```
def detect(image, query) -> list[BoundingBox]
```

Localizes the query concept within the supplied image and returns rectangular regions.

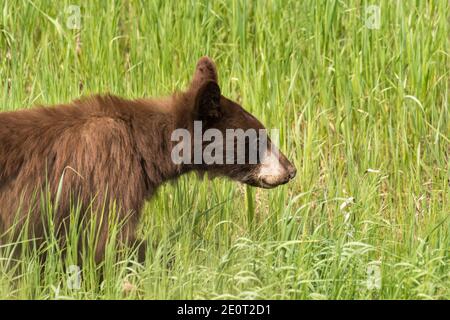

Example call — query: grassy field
[0,0,448,299]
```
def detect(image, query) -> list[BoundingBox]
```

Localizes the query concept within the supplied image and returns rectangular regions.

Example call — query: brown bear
[0,57,296,261]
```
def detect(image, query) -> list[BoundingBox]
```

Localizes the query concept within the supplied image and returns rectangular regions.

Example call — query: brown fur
[0,57,295,262]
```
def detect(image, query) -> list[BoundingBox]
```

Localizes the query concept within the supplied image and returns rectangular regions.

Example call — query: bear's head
[175,57,296,189]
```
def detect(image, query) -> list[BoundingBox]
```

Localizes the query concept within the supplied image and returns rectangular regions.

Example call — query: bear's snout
[256,147,296,188]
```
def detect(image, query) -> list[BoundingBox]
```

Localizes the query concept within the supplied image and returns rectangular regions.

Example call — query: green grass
[0,0,449,299]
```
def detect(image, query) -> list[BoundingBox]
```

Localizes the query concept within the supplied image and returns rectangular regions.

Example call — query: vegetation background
[0,0,448,299]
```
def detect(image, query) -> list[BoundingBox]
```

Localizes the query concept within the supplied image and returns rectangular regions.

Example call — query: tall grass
[0,0,448,299]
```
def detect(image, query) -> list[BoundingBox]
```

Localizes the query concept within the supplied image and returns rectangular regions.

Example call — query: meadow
[0,0,448,299]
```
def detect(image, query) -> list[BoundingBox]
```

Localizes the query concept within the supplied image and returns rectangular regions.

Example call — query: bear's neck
[128,94,194,196]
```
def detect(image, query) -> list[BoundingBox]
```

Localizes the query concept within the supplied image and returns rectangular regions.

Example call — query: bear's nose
[288,165,297,180]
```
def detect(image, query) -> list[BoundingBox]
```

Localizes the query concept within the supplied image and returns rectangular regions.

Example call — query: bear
[0,57,296,262]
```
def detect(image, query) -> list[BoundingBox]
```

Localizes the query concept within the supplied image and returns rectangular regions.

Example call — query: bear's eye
[255,137,263,164]
[244,136,262,164]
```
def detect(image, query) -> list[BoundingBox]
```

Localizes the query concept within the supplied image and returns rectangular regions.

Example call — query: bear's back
[0,96,147,235]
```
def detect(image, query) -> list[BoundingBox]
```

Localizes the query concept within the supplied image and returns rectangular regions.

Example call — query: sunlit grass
[0,0,448,299]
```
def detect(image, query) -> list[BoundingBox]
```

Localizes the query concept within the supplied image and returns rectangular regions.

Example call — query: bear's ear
[190,56,218,89]
[194,80,222,121]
